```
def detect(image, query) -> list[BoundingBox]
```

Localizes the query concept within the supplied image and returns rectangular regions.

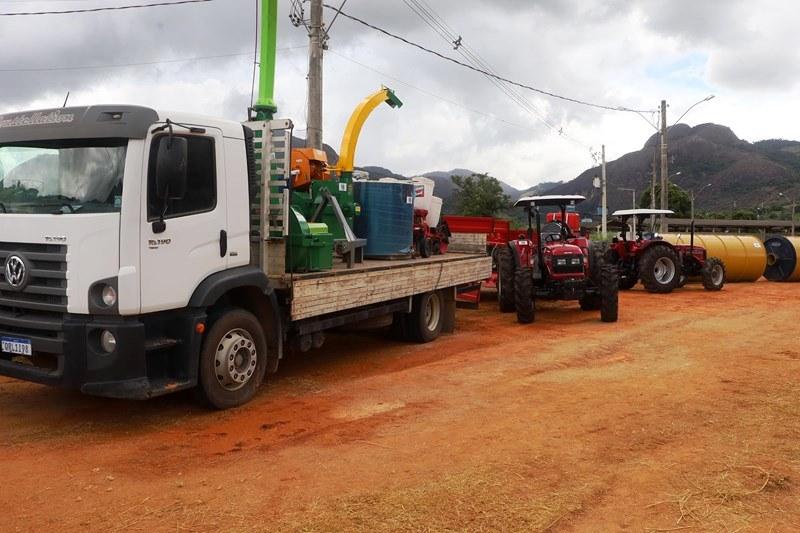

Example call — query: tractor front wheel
[639,246,680,293]
[514,267,535,324]
[618,274,638,290]
[701,257,726,291]
[496,246,516,313]
[600,265,619,322]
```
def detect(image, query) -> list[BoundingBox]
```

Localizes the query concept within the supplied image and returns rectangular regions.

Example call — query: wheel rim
[424,293,442,332]
[711,264,724,285]
[653,257,676,284]
[214,328,257,392]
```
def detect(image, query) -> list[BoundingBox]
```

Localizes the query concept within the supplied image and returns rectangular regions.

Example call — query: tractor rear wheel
[600,265,619,322]
[639,246,680,293]
[496,246,516,313]
[514,267,535,324]
[701,256,726,291]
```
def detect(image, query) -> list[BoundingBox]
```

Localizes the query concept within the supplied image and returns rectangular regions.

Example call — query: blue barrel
[354,179,414,258]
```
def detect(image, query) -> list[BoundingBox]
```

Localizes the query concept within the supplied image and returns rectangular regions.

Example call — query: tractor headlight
[556,258,567,266]
[571,257,582,265]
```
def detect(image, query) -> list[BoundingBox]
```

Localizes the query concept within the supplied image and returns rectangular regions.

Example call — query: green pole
[254,0,278,120]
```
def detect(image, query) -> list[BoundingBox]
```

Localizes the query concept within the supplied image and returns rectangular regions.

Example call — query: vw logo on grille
[4,254,29,291]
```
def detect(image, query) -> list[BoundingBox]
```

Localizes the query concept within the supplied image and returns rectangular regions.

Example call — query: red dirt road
[1,282,798,532]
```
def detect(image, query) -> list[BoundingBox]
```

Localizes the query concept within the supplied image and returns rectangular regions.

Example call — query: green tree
[638,183,691,218]
[452,173,510,216]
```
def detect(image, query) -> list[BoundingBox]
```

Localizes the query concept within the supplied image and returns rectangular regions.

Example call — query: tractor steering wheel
[544,232,561,243]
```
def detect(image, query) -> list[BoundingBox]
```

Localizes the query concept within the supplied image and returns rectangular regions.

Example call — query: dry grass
[273,463,602,533]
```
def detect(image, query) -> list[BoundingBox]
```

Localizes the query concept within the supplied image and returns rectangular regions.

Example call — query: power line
[327,49,538,134]
[0,47,307,73]
[0,0,213,16]
[322,4,655,114]
[400,0,598,159]
[401,1,559,133]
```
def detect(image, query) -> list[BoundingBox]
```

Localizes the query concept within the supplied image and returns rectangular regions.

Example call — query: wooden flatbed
[269,253,491,321]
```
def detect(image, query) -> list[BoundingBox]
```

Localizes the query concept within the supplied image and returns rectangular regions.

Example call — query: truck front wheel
[198,308,268,409]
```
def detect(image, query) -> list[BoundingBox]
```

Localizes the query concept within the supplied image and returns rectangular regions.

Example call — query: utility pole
[601,144,607,237]
[659,99,668,232]
[306,0,324,150]
[650,142,657,229]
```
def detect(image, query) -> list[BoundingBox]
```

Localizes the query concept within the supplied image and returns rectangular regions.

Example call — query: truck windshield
[0,138,127,214]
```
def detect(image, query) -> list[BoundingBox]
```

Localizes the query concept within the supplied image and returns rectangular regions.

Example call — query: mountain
[546,123,800,216]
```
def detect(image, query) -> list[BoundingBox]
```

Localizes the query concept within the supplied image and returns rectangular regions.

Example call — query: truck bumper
[0,311,206,400]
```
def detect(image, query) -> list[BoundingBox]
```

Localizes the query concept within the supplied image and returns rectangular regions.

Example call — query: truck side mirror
[155,136,188,201]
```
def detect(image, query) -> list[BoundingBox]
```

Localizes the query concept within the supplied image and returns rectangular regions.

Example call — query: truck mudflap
[0,310,206,400]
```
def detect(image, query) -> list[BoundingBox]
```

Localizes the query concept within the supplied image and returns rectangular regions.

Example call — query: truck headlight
[101,285,117,307]
[100,330,117,353]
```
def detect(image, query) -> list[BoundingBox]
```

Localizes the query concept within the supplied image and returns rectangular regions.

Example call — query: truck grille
[0,242,67,354]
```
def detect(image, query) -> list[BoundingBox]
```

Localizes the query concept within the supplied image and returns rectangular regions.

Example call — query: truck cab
[0,105,259,400]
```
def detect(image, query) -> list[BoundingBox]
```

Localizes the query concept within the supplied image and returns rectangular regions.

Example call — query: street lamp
[672,95,716,126]
[689,183,712,221]
[778,192,797,236]
[619,187,637,235]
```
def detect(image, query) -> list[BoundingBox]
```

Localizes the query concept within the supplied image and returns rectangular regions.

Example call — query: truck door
[140,127,228,314]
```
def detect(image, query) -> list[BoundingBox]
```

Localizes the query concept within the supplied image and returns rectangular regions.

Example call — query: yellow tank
[763,235,800,282]
[662,233,766,282]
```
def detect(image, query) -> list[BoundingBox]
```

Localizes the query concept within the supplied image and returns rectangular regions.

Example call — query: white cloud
[1,0,799,190]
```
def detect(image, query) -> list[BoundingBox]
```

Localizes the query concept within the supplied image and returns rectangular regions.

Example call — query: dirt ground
[1,281,798,532]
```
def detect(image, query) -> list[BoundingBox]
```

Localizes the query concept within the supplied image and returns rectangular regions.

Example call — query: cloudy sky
[1,0,797,189]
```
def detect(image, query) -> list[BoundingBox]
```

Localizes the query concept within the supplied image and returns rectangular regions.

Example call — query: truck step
[145,337,181,352]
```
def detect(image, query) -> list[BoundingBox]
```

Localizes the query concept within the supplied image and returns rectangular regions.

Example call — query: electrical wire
[400,0,598,159]
[327,49,538,133]
[322,3,656,114]
[0,0,213,16]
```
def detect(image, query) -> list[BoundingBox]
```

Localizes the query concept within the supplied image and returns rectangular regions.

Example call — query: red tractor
[498,195,619,324]
[606,209,725,292]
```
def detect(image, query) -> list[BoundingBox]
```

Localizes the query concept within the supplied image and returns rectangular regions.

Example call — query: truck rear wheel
[408,291,444,343]
[600,265,619,322]
[198,308,268,409]
[496,246,516,313]
[514,267,535,324]
[639,246,680,293]
[702,257,726,291]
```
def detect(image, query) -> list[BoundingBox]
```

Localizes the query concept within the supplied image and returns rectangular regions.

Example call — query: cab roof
[0,105,247,143]
[514,194,586,207]
[612,208,674,217]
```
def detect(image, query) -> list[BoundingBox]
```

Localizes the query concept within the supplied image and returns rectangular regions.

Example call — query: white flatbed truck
[0,106,490,408]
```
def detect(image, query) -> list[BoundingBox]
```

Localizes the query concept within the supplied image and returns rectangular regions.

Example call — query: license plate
[1,337,32,356]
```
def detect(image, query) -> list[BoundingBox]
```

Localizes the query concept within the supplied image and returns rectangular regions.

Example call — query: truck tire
[514,267,535,324]
[198,308,268,409]
[496,246,516,313]
[639,246,680,293]
[600,264,619,322]
[701,256,726,291]
[408,291,444,343]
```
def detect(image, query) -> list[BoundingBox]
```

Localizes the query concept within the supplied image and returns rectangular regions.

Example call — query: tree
[452,173,510,216]
[638,183,691,218]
